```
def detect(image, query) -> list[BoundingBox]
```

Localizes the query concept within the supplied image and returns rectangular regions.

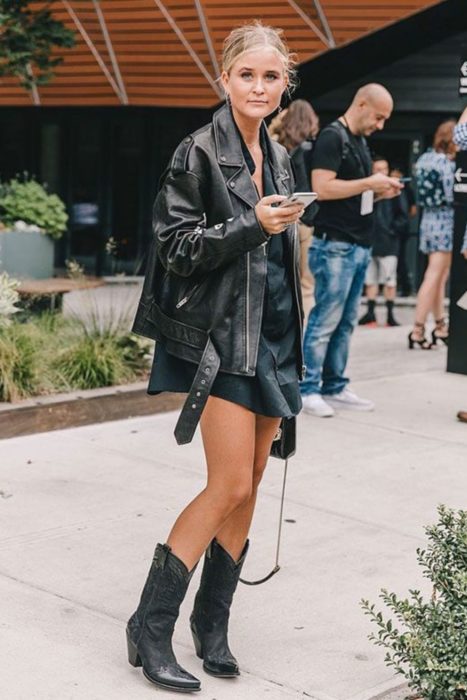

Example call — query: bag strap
[328,120,370,179]
[239,458,289,586]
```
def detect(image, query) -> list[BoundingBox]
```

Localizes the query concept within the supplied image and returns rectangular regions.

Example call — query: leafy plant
[0,269,20,328]
[53,334,136,390]
[0,176,68,239]
[361,505,467,700]
[0,0,75,91]
[0,323,39,401]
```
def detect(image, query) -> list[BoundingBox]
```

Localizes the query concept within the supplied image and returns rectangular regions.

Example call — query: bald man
[301,83,403,417]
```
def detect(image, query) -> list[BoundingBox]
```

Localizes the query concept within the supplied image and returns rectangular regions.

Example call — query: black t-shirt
[312,121,373,245]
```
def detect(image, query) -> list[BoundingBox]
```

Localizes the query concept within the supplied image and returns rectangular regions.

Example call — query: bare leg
[166,397,256,570]
[365,284,378,300]
[412,252,450,340]
[384,285,396,301]
[215,414,281,561]
[432,254,451,331]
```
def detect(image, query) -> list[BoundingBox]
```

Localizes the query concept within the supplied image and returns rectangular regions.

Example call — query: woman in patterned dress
[409,120,456,349]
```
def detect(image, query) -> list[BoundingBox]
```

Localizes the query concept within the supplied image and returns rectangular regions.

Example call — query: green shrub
[0,324,39,401]
[361,505,467,700]
[0,311,151,402]
[0,270,21,328]
[53,334,137,390]
[0,176,68,239]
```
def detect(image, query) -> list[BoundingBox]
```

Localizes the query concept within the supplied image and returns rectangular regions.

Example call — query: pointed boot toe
[202,657,239,678]
[127,543,201,693]
[190,618,239,677]
[190,539,248,678]
[142,663,201,692]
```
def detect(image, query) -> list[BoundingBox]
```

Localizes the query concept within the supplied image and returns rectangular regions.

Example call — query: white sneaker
[302,394,335,417]
[325,388,374,412]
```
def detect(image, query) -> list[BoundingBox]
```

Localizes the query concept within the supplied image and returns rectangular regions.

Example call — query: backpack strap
[327,120,351,162]
[326,120,370,178]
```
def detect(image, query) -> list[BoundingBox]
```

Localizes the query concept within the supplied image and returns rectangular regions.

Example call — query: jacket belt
[148,303,221,445]
[174,337,220,445]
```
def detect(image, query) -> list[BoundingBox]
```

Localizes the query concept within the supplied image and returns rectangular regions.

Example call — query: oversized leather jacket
[132,104,304,444]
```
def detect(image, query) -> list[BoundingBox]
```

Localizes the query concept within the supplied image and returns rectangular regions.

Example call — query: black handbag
[240,416,296,586]
[269,416,296,460]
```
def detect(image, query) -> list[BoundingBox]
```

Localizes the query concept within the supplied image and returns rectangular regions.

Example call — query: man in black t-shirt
[301,83,403,417]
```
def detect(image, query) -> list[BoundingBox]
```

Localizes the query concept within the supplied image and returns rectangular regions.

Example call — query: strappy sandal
[431,317,449,347]
[408,322,432,350]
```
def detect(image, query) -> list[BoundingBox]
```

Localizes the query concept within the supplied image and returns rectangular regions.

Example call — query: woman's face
[222,48,287,122]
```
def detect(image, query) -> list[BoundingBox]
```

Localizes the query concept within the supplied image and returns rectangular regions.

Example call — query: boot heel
[191,626,203,660]
[126,629,142,667]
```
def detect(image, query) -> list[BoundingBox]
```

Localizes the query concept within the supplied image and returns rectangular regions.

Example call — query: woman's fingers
[255,197,304,234]
[261,194,287,206]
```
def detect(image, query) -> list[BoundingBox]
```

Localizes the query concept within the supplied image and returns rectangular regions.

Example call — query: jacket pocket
[175,281,203,309]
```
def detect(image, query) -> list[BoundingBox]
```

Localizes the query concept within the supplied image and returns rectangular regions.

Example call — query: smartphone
[278,192,318,209]
[399,177,412,183]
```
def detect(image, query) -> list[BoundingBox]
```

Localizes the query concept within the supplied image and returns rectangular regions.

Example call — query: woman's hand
[255,195,304,235]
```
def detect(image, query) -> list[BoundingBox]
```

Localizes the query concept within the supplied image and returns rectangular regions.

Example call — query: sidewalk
[1,320,466,700]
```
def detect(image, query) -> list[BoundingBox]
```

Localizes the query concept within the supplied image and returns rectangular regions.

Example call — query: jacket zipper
[176,282,201,309]
[245,252,250,372]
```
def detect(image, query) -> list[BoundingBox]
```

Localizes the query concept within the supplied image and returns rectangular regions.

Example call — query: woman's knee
[207,480,253,515]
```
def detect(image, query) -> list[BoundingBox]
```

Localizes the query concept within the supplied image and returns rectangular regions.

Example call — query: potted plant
[0,175,68,278]
[361,505,467,700]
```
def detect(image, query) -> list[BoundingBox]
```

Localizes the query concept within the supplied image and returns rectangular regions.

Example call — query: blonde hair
[222,21,297,93]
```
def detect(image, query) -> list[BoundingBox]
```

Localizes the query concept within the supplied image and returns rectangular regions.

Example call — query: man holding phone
[301,83,403,417]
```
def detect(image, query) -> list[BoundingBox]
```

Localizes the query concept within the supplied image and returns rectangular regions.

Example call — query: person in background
[409,120,456,349]
[301,83,403,418]
[359,155,408,327]
[274,99,320,320]
[390,164,417,296]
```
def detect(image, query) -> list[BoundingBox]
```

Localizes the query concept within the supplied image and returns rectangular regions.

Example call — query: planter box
[0,229,54,279]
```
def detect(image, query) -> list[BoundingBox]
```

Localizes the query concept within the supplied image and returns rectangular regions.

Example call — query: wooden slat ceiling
[0,0,443,107]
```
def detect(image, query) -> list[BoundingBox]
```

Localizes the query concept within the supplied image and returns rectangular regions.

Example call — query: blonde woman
[127,22,305,692]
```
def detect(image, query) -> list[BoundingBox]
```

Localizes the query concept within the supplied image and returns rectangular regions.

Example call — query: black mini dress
[148,133,302,419]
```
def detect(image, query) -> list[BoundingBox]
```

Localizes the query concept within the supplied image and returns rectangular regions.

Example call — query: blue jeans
[301,238,371,396]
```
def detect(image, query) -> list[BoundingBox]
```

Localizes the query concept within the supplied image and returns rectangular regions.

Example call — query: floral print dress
[415,149,455,254]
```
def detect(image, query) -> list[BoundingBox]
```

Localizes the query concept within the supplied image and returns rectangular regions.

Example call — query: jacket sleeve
[153,169,269,278]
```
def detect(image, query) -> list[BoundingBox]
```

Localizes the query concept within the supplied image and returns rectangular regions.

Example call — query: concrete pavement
[1,318,466,700]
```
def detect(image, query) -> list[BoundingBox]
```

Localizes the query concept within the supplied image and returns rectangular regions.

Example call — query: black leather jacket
[132,104,304,444]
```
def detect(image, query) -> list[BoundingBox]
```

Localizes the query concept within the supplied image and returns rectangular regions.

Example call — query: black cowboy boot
[190,538,249,677]
[126,543,201,693]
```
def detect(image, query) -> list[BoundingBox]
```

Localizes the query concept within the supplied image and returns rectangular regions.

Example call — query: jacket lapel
[212,103,293,217]
[213,104,259,208]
